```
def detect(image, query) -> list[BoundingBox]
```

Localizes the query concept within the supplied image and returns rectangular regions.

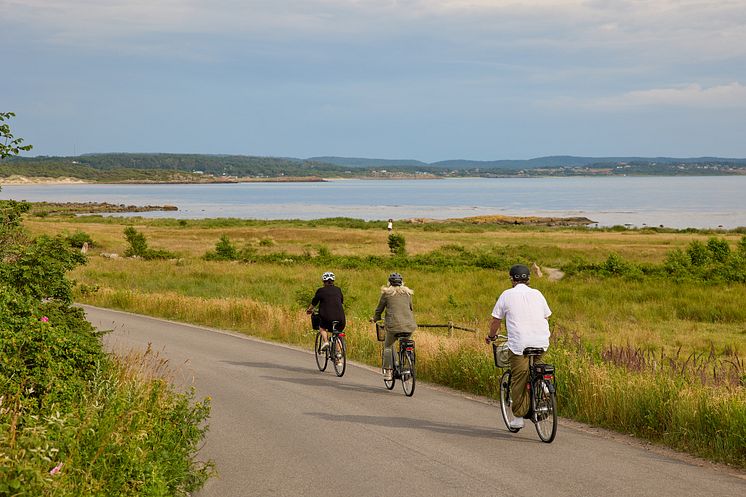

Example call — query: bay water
[2,176,745,229]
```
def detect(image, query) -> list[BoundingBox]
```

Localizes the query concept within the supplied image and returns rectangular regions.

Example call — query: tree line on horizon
[3,153,746,181]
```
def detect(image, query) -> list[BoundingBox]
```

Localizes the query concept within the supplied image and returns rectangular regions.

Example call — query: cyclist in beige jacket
[372,272,416,381]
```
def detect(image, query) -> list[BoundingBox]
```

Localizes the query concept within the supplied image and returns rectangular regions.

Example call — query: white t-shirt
[491,283,551,355]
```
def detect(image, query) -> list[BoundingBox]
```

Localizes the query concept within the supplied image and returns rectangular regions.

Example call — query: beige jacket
[373,285,416,334]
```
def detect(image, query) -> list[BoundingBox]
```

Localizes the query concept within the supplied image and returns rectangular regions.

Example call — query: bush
[0,195,211,495]
[204,234,239,261]
[123,226,176,260]
[570,237,746,283]
[65,230,94,248]
[707,237,731,263]
[388,233,406,256]
[687,240,709,266]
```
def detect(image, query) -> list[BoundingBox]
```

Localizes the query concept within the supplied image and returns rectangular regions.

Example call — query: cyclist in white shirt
[486,264,552,429]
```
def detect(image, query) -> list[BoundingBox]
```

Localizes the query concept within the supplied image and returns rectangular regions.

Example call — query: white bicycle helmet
[322,272,335,282]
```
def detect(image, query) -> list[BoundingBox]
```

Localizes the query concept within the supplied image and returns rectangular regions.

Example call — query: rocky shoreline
[408,214,596,226]
[29,202,178,216]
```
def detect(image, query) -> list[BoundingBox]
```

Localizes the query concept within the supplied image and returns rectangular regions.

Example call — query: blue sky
[3,0,746,161]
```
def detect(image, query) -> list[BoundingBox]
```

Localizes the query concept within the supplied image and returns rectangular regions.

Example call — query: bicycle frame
[492,335,558,443]
[382,332,416,396]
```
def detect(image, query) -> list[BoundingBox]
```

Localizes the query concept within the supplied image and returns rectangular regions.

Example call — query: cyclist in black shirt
[306,272,346,351]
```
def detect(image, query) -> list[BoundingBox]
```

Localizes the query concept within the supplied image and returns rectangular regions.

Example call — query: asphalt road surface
[84,305,746,497]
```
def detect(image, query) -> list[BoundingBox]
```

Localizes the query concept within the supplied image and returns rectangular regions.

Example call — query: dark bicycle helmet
[388,272,403,286]
[509,264,530,282]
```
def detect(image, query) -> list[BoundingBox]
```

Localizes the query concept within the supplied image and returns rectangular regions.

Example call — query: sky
[2,0,746,162]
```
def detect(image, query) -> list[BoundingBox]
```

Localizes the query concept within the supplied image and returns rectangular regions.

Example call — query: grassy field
[25,215,746,468]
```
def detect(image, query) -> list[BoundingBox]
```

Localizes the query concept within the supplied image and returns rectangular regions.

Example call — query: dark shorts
[319,317,345,332]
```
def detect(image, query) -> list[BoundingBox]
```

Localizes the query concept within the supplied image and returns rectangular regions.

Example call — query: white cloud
[545,83,746,110]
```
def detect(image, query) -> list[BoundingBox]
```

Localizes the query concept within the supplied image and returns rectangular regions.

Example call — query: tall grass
[0,349,212,496]
[79,287,746,468]
[43,217,746,468]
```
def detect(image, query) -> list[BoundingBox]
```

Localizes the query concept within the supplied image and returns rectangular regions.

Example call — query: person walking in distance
[371,272,416,381]
[306,272,346,357]
[387,219,393,232]
[485,264,551,429]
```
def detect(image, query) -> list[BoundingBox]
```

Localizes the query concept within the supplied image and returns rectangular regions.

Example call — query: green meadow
[26,215,746,469]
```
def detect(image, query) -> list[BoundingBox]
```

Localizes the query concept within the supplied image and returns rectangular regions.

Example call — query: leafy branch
[1,112,33,160]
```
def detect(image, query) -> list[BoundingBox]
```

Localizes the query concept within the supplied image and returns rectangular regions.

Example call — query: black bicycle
[382,331,416,397]
[491,335,557,443]
[314,320,346,377]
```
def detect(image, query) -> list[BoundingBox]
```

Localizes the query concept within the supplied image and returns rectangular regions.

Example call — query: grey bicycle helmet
[509,264,530,282]
[388,272,403,286]
[322,271,335,282]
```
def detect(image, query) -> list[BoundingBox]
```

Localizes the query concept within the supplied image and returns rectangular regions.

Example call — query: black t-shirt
[311,285,345,322]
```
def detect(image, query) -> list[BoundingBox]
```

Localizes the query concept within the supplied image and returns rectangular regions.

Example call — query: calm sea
[2,176,745,229]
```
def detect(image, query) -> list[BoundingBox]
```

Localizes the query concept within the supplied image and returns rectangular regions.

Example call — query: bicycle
[313,319,346,377]
[381,330,416,397]
[491,334,557,443]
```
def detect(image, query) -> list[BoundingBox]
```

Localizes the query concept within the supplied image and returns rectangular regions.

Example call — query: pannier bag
[532,363,555,379]
[311,313,320,331]
[492,343,510,368]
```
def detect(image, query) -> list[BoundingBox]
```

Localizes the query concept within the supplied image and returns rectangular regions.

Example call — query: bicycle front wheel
[333,336,346,377]
[314,332,328,372]
[499,370,521,433]
[400,350,416,397]
[533,378,557,443]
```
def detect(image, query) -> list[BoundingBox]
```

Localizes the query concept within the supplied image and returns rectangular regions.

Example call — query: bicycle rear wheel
[533,378,557,443]
[499,370,521,433]
[314,332,328,372]
[333,336,346,377]
[400,350,416,397]
[382,349,395,390]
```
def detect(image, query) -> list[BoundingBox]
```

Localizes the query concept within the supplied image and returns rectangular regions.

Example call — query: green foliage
[65,230,94,248]
[123,226,176,260]
[569,237,746,283]
[387,233,406,256]
[0,200,30,253]
[123,226,148,256]
[259,237,275,247]
[204,234,239,261]
[0,192,211,495]
[0,112,33,160]
[687,240,710,266]
[707,237,731,263]
[0,235,86,303]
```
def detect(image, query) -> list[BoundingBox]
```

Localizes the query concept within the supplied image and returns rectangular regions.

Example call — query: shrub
[123,226,176,260]
[0,194,212,495]
[0,235,86,303]
[707,237,731,263]
[388,233,406,256]
[687,240,710,266]
[204,234,239,261]
[66,230,94,248]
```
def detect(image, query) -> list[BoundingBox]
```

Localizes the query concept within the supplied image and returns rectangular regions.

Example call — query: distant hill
[315,155,746,170]
[307,156,428,168]
[4,153,746,181]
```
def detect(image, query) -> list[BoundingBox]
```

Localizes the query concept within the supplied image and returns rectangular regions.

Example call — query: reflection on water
[2,176,745,228]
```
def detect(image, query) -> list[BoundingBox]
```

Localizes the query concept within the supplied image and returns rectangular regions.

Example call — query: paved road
[85,305,745,497]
